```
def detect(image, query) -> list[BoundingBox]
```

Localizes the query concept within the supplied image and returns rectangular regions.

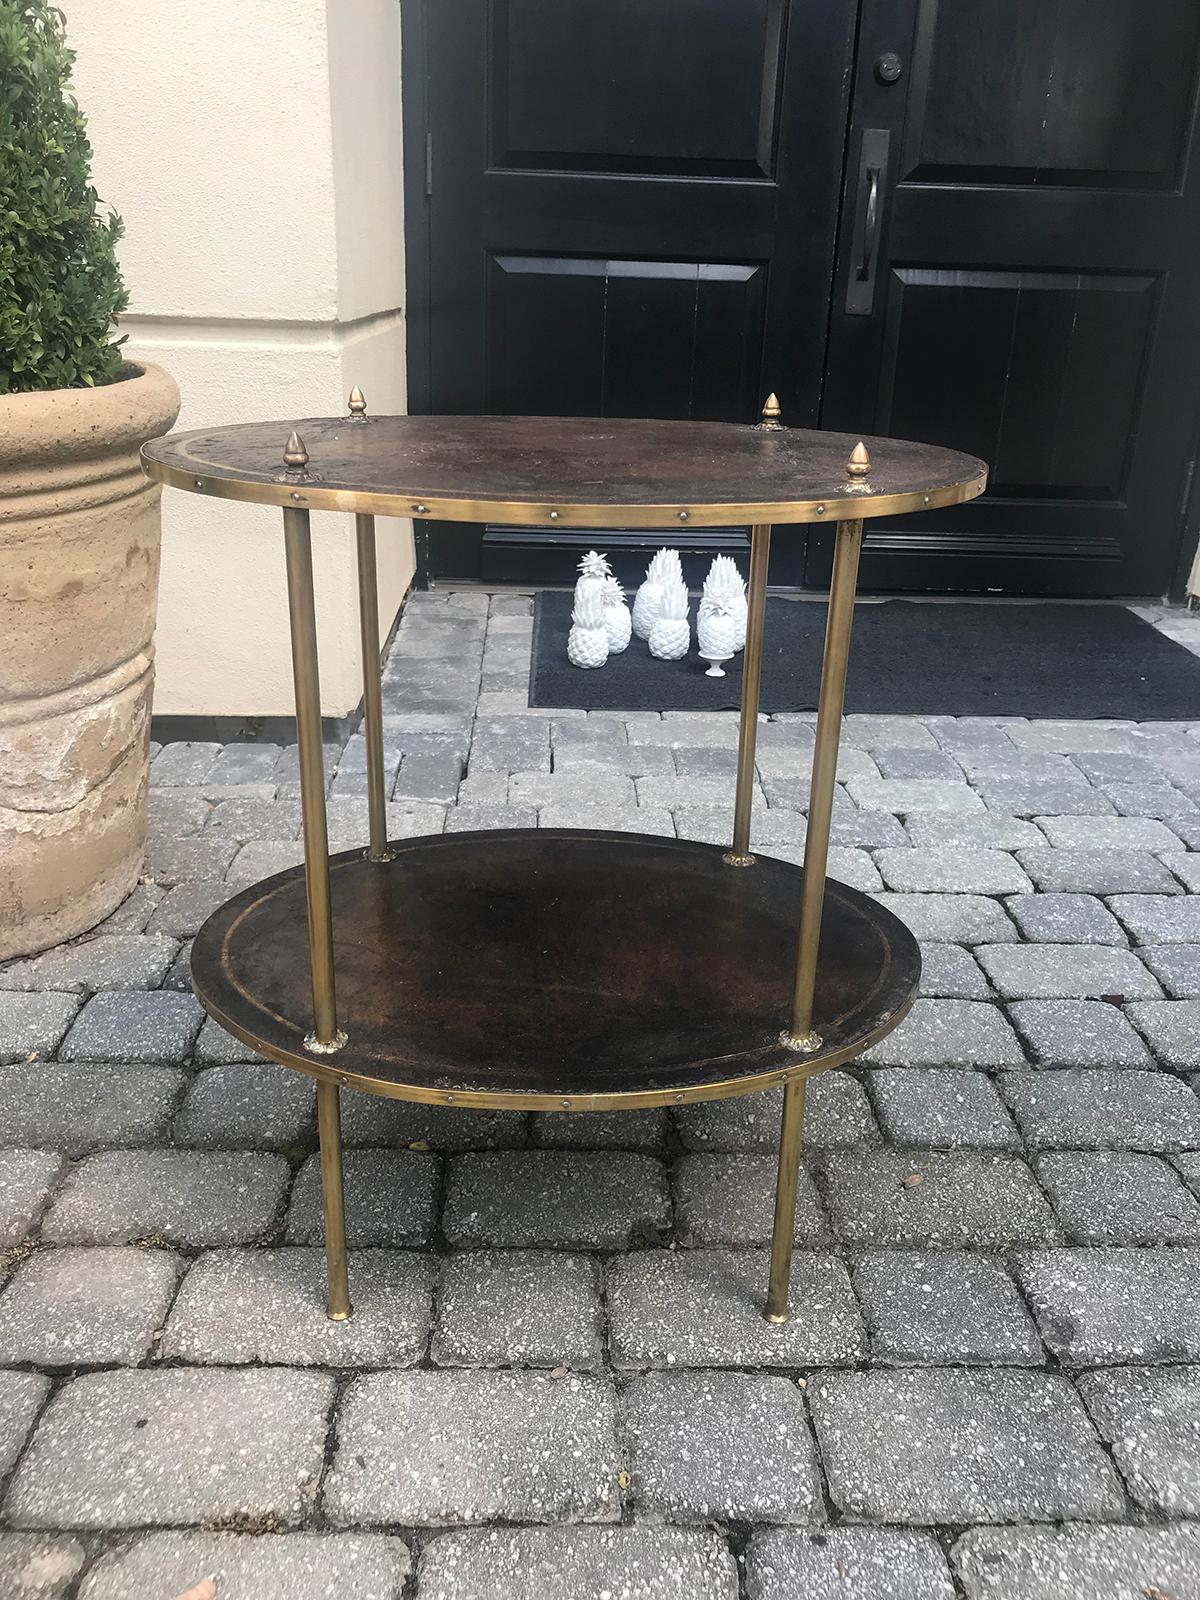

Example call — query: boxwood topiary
[0,0,129,393]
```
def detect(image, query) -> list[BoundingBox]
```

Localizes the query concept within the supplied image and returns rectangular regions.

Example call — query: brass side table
[142,399,987,1325]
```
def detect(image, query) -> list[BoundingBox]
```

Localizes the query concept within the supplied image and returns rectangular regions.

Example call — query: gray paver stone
[144,833,240,887]
[876,848,1032,894]
[1110,892,1200,944]
[745,1528,955,1600]
[1002,1069,1200,1150]
[58,990,204,1064]
[0,1150,63,1245]
[1006,999,1150,1068]
[625,1371,821,1524]
[917,944,991,999]
[145,881,232,938]
[862,999,1025,1068]
[1126,999,1200,1067]
[852,1249,1042,1366]
[809,1369,1123,1523]
[952,1524,1200,1600]
[1140,943,1200,996]
[192,1015,263,1064]
[161,1248,434,1367]
[0,993,80,1063]
[339,1095,526,1150]
[0,1246,180,1367]
[325,1369,619,1526]
[417,1527,738,1600]
[0,1533,84,1597]
[673,1073,878,1152]
[976,943,1160,1000]
[1078,1364,1200,1515]
[1015,1246,1200,1366]
[0,935,178,994]
[1005,893,1126,945]
[873,747,960,780]
[0,1369,49,1477]
[78,1532,409,1600]
[1036,1150,1200,1244]
[1037,814,1183,851]
[871,894,1019,944]
[286,1150,439,1246]
[432,1250,602,1370]
[0,1064,184,1156]
[42,1150,290,1246]
[530,1107,667,1153]
[673,1153,828,1245]
[904,813,1043,849]
[822,1152,1059,1246]
[845,778,983,813]
[442,1151,669,1249]
[151,741,220,784]
[973,776,1112,817]
[868,1068,1020,1149]
[5,1367,333,1529]
[172,1063,315,1150]
[608,1249,863,1370]
[1016,846,1183,895]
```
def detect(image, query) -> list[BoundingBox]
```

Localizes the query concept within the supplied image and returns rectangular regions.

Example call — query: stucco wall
[64,0,412,718]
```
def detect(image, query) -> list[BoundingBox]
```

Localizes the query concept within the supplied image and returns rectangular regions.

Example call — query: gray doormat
[529,594,1200,718]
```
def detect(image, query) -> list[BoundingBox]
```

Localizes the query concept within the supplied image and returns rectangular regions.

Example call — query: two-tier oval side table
[142,401,987,1325]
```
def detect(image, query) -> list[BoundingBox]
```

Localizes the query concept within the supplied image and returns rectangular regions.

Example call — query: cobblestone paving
[4,590,1200,1596]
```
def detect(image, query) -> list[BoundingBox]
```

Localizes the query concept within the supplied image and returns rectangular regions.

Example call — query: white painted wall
[65,0,413,718]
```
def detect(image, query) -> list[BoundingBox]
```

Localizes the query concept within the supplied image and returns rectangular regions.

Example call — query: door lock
[875,52,903,84]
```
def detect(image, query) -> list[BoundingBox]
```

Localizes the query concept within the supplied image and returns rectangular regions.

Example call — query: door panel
[821,0,1200,595]
[406,0,857,584]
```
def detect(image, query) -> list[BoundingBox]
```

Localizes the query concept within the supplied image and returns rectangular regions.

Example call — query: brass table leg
[316,1079,352,1320]
[766,515,865,1322]
[282,506,345,1056]
[725,521,772,866]
[766,1077,807,1322]
[355,512,394,864]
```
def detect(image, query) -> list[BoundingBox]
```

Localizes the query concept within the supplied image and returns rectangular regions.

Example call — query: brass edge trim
[193,983,916,1113]
[141,453,988,528]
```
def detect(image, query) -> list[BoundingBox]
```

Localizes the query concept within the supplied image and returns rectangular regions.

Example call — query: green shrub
[0,1,128,393]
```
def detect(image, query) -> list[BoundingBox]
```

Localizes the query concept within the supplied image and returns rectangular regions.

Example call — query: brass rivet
[561,1098,571,1108]
[445,1094,456,1103]
[679,510,689,521]
[193,478,205,490]
[338,1074,349,1087]
[816,504,825,515]
[924,495,931,505]
[550,511,559,521]
[290,492,302,502]
[674,1093,685,1103]
[413,504,428,515]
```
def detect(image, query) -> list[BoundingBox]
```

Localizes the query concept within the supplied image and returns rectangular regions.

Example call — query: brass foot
[765,1310,789,1325]
[722,850,756,867]
[327,1307,352,1322]
[363,846,396,864]
[779,1028,822,1053]
[304,1029,348,1056]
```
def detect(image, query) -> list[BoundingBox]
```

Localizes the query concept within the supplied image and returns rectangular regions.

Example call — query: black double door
[403,0,1200,597]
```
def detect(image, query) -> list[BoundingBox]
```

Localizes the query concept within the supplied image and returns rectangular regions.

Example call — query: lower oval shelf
[191,828,920,1109]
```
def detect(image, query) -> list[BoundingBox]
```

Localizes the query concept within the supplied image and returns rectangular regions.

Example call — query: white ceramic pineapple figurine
[697,593,738,676]
[632,547,683,640]
[601,575,632,653]
[705,555,748,650]
[567,583,609,668]
[648,575,691,661]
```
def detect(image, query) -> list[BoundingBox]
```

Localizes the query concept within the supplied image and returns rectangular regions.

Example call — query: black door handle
[857,168,880,281]
[845,129,890,316]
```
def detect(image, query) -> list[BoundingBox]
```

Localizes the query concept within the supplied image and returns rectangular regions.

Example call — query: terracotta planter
[0,362,181,958]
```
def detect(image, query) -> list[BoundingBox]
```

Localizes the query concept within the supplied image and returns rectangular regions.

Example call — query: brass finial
[283,430,309,471]
[757,392,784,431]
[348,386,367,421]
[846,440,871,478]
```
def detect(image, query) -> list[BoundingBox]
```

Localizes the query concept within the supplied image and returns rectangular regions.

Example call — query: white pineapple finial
[633,547,681,641]
[578,549,612,582]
